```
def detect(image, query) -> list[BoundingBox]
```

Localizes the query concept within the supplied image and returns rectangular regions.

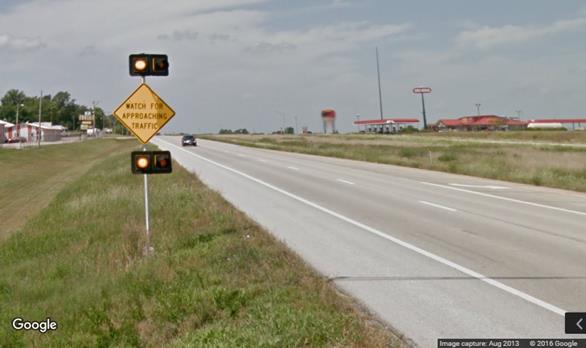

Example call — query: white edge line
[156,138,567,316]
[421,181,586,217]
[419,200,458,212]
[336,179,355,185]
[449,183,508,190]
[287,166,299,171]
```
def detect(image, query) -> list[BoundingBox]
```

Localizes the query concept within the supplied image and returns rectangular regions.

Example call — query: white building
[27,122,66,142]
[1,120,66,142]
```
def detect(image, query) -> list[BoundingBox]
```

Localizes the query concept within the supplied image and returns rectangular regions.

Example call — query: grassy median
[203,133,586,193]
[0,139,397,347]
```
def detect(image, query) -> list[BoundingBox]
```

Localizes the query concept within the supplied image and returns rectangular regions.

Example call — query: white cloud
[157,30,199,42]
[457,17,586,49]
[280,22,409,45]
[331,0,354,8]
[244,41,296,54]
[0,0,412,133]
[79,45,97,56]
[248,21,410,59]
[0,33,45,51]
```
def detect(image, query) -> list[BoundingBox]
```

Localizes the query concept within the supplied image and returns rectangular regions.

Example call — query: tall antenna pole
[376,47,384,120]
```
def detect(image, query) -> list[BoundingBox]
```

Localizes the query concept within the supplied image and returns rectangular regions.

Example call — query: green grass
[0,141,396,347]
[0,139,137,238]
[202,134,586,193]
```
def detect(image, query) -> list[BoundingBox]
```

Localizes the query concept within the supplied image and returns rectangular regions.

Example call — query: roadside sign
[113,83,175,144]
[79,112,93,121]
[122,53,173,257]
[413,87,432,94]
[413,87,432,129]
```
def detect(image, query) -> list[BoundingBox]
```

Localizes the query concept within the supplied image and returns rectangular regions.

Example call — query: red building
[435,115,528,131]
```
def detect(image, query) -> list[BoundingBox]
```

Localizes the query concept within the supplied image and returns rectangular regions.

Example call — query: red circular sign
[413,87,432,94]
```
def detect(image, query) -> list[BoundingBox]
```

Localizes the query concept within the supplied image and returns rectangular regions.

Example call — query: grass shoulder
[0,144,399,347]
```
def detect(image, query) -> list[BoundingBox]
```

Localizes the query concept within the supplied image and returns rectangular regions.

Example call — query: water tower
[321,109,336,134]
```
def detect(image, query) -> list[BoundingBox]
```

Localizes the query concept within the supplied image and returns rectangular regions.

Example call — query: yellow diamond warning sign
[113,83,175,144]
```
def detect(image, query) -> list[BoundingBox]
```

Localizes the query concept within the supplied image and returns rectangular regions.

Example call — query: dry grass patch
[0,139,137,238]
[204,134,586,192]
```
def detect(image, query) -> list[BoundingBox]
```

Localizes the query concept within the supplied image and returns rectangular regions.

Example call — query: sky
[1,0,586,133]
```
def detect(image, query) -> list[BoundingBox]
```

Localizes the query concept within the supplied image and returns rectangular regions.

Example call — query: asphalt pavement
[153,136,586,346]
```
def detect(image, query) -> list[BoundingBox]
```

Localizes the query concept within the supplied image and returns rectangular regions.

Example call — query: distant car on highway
[181,135,197,146]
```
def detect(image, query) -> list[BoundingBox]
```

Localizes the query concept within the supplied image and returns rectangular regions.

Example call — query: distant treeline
[219,128,249,134]
[0,89,112,130]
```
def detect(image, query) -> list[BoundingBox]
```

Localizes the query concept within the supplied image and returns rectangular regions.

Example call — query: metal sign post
[420,93,428,129]
[142,145,152,255]
[413,87,432,129]
[140,76,152,256]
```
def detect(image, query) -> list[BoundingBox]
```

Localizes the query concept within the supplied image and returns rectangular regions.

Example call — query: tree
[1,89,26,106]
[0,89,27,123]
[112,116,128,135]
[50,91,78,129]
[0,89,99,130]
[51,91,72,109]
[94,107,106,129]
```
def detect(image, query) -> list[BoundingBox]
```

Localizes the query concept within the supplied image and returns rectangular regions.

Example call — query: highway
[154,136,586,346]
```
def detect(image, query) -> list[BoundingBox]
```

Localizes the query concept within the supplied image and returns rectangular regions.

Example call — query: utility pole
[475,103,481,116]
[282,115,286,133]
[92,100,100,136]
[16,102,23,148]
[294,116,298,134]
[38,91,43,147]
[376,47,384,120]
[274,110,287,133]
[15,103,23,136]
